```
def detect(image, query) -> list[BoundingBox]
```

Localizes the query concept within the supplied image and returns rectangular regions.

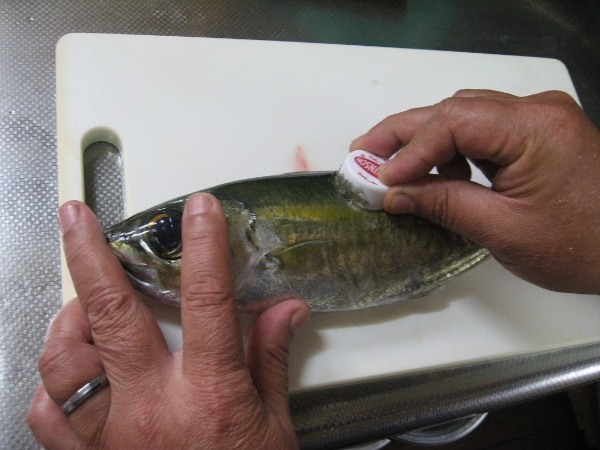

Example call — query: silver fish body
[105,172,488,312]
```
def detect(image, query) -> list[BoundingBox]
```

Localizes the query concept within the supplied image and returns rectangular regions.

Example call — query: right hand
[351,90,600,295]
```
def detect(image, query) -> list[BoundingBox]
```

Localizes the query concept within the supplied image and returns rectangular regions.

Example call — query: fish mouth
[108,240,143,265]
[107,239,181,306]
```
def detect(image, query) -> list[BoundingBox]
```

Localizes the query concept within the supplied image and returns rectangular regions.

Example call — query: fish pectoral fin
[270,240,333,268]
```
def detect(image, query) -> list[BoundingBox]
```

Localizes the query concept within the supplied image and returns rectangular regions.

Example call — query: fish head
[105,206,184,305]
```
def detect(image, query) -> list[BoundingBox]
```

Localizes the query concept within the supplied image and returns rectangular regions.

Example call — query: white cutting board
[57,33,600,392]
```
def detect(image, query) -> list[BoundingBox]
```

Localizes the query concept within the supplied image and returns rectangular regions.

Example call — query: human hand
[351,90,600,294]
[28,194,310,449]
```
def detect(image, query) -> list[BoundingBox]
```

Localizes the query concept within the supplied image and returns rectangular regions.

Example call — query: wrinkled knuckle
[65,242,93,272]
[185,293,230,318]
[535,101,581,137]
[435,96,463,117]
[185,275,232,311]
[258,345,289,395]
[185,224,219,252]
[85,283,135,332]
[529,91,578,120]
[434,97,473,132]
[185,276,227,301]
[262,343,290,373]
[38,341,73,379]
[429,189,452,229]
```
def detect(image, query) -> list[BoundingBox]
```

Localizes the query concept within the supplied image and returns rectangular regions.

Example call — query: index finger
[60,201,168,384]
[377,95,527,186]
[350,105,433,157]
[350,88,522,157]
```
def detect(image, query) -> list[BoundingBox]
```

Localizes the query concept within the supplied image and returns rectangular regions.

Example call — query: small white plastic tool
[337,149,389,210]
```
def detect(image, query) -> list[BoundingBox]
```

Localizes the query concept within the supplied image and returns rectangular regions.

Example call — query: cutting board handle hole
[82,128,125,229]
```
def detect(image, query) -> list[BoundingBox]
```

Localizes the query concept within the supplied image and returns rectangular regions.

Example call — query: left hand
[28,193,310,449]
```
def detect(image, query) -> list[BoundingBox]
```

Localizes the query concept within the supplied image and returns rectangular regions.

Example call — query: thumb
[384,175,515,248]
[245,300,310,415]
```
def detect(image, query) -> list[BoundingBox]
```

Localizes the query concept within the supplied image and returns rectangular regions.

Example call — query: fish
[105,172,489,312]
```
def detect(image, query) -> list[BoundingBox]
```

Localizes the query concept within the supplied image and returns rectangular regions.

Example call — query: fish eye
[146,210,182,259]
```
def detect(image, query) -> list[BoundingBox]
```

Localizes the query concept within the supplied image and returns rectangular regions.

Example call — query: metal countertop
[1,1,599,448]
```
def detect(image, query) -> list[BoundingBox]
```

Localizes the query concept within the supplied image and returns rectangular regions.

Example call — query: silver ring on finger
[62,373,109,416]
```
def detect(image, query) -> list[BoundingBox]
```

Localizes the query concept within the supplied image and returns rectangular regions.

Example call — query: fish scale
[105,172,489,312]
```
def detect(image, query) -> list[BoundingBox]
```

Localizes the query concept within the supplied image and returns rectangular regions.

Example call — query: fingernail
[43,311,59,343]
[186,193,214,216]
[58,203,80,233]
[349,135,365,150]
[387,188,416,214]
[290,308,310,335]
[377,164,389,184]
